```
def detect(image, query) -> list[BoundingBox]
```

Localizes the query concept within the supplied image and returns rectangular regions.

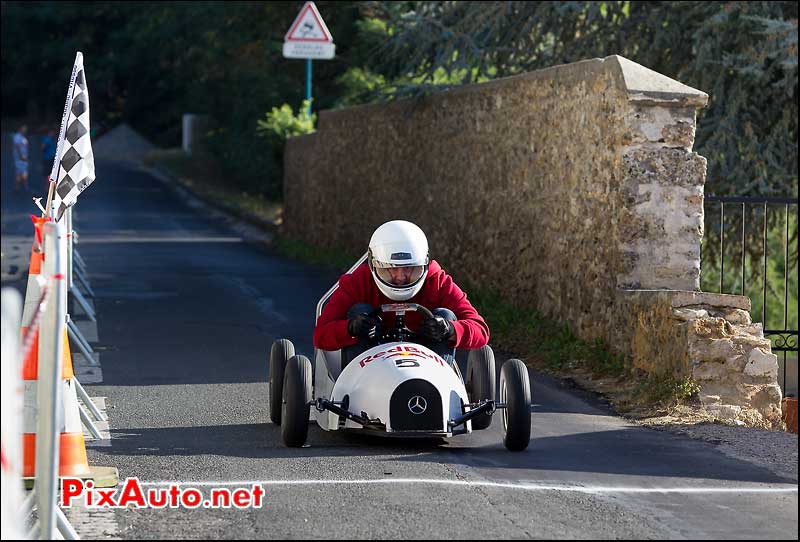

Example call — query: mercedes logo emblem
[408,395,427,415]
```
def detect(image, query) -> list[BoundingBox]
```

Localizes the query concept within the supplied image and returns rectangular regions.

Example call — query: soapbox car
[268,255,532,451]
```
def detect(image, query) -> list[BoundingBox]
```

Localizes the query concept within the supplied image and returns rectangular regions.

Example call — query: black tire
[466,345,496,430]
[281,355,312,447]
[500,359,531,451]
[269,339,295,425]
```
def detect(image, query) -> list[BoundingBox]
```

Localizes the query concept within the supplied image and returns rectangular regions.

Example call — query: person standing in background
[41,129,57,190]
[13,124,29,192]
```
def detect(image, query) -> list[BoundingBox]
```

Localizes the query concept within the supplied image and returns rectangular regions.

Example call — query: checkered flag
[51,52,95,222]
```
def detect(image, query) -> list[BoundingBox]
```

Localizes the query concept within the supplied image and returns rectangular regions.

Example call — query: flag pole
[47,51,83,220]
[44,181,56,219]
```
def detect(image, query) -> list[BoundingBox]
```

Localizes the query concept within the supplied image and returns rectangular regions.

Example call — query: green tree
[4,1,795,202]
[2,1,365,198]
[356,1,798,199]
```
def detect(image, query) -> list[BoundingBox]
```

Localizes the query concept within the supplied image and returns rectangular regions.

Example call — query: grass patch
[632,374,702,409]
[271,234,361,272]
[143,148,282,226]
[465,288,704,413]
[466,288,626,378]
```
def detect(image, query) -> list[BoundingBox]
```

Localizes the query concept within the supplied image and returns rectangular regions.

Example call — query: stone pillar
[611,56,709,291]
[605,58,783,428]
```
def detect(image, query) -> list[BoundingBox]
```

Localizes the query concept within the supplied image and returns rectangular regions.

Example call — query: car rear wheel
[466,345,496,430]
[281,355,312,447]
[269,339,295,425]
[500,359,531,451]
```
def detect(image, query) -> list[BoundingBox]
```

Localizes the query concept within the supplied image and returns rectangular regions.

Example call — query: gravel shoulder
[644,421,798,482]
[549,366,798,483]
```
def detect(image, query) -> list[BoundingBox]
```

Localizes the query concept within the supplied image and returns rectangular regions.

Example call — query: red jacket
[313,260,490,351]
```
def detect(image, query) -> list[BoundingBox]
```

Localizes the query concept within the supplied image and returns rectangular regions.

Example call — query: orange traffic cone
[20,216,116,488]
[21,216,91,479]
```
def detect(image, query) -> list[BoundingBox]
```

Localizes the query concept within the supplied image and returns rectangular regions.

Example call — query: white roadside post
[36,218,82,541]
[1,288,25,540]
[36,220,66,540]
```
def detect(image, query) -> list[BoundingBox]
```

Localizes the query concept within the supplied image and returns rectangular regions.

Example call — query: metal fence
[702,195,798,398]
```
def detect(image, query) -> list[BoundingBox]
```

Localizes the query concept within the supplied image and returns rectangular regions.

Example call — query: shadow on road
[102,421,795,485]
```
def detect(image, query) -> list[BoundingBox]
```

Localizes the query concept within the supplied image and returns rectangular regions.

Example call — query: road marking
[136,479,798,494]
[227,276,288,323]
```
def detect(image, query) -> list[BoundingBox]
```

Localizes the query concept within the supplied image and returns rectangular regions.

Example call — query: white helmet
[368,220,430,301]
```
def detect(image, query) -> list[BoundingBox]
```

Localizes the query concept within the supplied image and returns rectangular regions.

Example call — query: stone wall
[283,55,782,426]
[285,55,707,339]
[612,290,782,427]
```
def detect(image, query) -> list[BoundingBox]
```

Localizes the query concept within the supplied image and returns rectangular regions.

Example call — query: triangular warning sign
[285,2,333,43]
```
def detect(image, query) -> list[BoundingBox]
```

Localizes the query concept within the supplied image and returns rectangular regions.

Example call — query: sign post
[307,59,312,116]
[283,1,335,118]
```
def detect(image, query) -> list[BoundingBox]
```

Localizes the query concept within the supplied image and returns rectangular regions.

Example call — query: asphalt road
[2,133,797,539]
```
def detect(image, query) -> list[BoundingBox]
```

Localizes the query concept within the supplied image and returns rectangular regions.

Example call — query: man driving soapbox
[313,220,490,368]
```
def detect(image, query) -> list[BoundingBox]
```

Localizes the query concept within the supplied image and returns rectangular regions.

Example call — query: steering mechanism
[373,303,434,343]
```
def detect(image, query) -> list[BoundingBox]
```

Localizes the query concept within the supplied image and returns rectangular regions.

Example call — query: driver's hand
[348,314,381,339]
[420,316,455,342]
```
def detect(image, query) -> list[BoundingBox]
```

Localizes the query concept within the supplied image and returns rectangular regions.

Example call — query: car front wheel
[281,355,312,447]
[466,345,496,430]
[500,359,531,451]
[269,339,295,425]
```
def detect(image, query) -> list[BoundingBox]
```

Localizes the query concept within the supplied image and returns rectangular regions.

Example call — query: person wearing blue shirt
[13,125,29,192]
[41,129,57,189]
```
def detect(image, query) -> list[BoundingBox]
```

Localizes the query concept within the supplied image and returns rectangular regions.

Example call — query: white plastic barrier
[16,220,80,540]
[1,288,25,540]
[35,220,68,539]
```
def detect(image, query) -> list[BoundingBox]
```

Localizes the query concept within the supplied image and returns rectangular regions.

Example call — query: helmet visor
[372,262,427,287]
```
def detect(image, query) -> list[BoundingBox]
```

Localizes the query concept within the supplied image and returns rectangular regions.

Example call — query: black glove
[348,314,381,339]
[420,316,455,342]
